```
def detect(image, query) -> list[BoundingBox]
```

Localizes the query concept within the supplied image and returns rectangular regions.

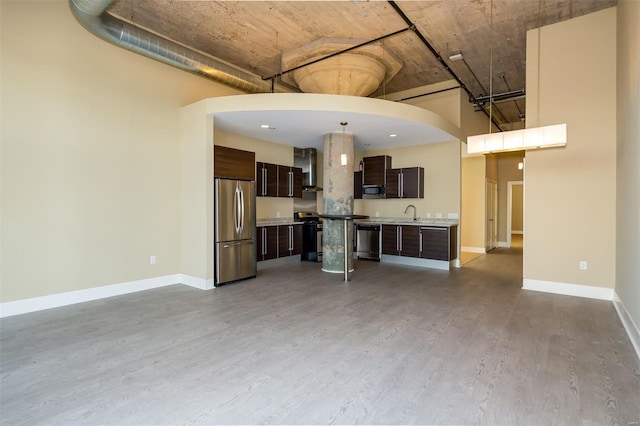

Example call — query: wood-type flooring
[1,248,639,425]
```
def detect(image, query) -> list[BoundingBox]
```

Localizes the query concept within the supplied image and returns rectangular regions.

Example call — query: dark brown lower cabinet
[258,224,303,261]
[277,224,303,257]
[420,225,458,261]
[257,226,278,261]
[382,224,420,257]
[401,226,421,257]
[382,225,399,255]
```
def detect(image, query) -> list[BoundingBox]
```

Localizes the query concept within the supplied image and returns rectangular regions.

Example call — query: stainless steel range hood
[294,148,323,192]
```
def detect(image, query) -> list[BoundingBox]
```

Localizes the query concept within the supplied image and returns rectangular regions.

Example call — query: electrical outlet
[375,212,379,217]
[579,260,587,270]
[427,213,431,218]
[435,212,442,219]
[276,211,280,218]
[150,256,157,265]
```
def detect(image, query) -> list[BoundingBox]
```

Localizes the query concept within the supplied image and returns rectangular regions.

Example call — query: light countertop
[355,217,458,227]
[256,218,300,226]
[256,217,458,227]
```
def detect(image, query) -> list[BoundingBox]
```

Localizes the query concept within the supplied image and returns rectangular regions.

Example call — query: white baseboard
[179,274,214,290]
[0,274,213,318]
[511,230,523,235]
[497,241,509,248]
[461,246,486,254]
[613,291,640,360]
[522,278,614,301]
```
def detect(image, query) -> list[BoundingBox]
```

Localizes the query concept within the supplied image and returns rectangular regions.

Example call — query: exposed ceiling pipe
[474,89,526,105]
[386,1,504,132]
[69,0,295,94]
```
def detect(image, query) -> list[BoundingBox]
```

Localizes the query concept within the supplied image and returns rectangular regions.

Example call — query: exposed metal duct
[69,0,293,94]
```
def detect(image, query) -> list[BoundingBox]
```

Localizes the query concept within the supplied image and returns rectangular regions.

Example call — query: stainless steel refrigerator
[214,178,256,286]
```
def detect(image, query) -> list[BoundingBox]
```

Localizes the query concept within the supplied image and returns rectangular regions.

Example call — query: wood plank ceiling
[110,0,616,129]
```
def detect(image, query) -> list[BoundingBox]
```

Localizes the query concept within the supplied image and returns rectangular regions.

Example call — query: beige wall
[382,81,461,128]
[485,154,498,182]
[461,157,485,249]
[615,1,640,335]
[512,184,523,232]
[1,1,238,302]
[524,8,617,288]
[354,141,461,221]
[496,152,524,242]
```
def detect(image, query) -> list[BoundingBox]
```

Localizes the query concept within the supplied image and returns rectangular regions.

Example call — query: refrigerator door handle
[239,185,245,235]
[223,240,254,248]
[234,186,242,235]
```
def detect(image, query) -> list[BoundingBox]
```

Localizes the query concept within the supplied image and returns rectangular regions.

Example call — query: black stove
[295,212,322,262]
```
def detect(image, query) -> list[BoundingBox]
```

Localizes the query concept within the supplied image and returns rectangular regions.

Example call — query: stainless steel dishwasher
[355,223,381,260]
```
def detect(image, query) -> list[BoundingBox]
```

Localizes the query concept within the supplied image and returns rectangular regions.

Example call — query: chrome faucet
[404,204,417,221]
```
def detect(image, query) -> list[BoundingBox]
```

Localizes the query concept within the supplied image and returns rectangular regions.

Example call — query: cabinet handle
[262,168,267,195]
[289,225,293,251]
[400,172,404,198]
[397,172,401,197]
[419,231,423,254]
[262,228,267,255]
[289,171,293,196]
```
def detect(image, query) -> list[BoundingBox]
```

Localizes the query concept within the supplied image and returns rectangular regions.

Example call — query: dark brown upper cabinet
[277,166,303,198]
[385,167,424,199]
[362,155,392,186]
[256,162,278,197]
[354,171,363,199]
[214,145,255,181]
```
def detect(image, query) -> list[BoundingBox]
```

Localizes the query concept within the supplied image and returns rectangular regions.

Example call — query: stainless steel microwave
[362,185,385,199]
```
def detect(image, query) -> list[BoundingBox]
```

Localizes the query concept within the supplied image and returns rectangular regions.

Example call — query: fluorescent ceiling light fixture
[389,134,397,138]
[467,123,567,155]
[260,124,270,128]
[449,50,464,62]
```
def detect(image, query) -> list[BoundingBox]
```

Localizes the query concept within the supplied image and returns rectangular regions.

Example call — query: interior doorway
[507,181,524,248]
[485,179,498,252]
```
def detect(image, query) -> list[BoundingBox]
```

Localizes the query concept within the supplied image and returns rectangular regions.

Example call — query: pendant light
[340,121,348,166]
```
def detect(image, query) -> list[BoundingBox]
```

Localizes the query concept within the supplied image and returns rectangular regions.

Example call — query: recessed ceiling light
[389,134,397,138]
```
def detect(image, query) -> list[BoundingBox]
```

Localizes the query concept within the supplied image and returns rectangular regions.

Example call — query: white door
[486,179,497,251]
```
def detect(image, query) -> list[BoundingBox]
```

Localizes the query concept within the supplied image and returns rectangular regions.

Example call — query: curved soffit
[202,93,461,152]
